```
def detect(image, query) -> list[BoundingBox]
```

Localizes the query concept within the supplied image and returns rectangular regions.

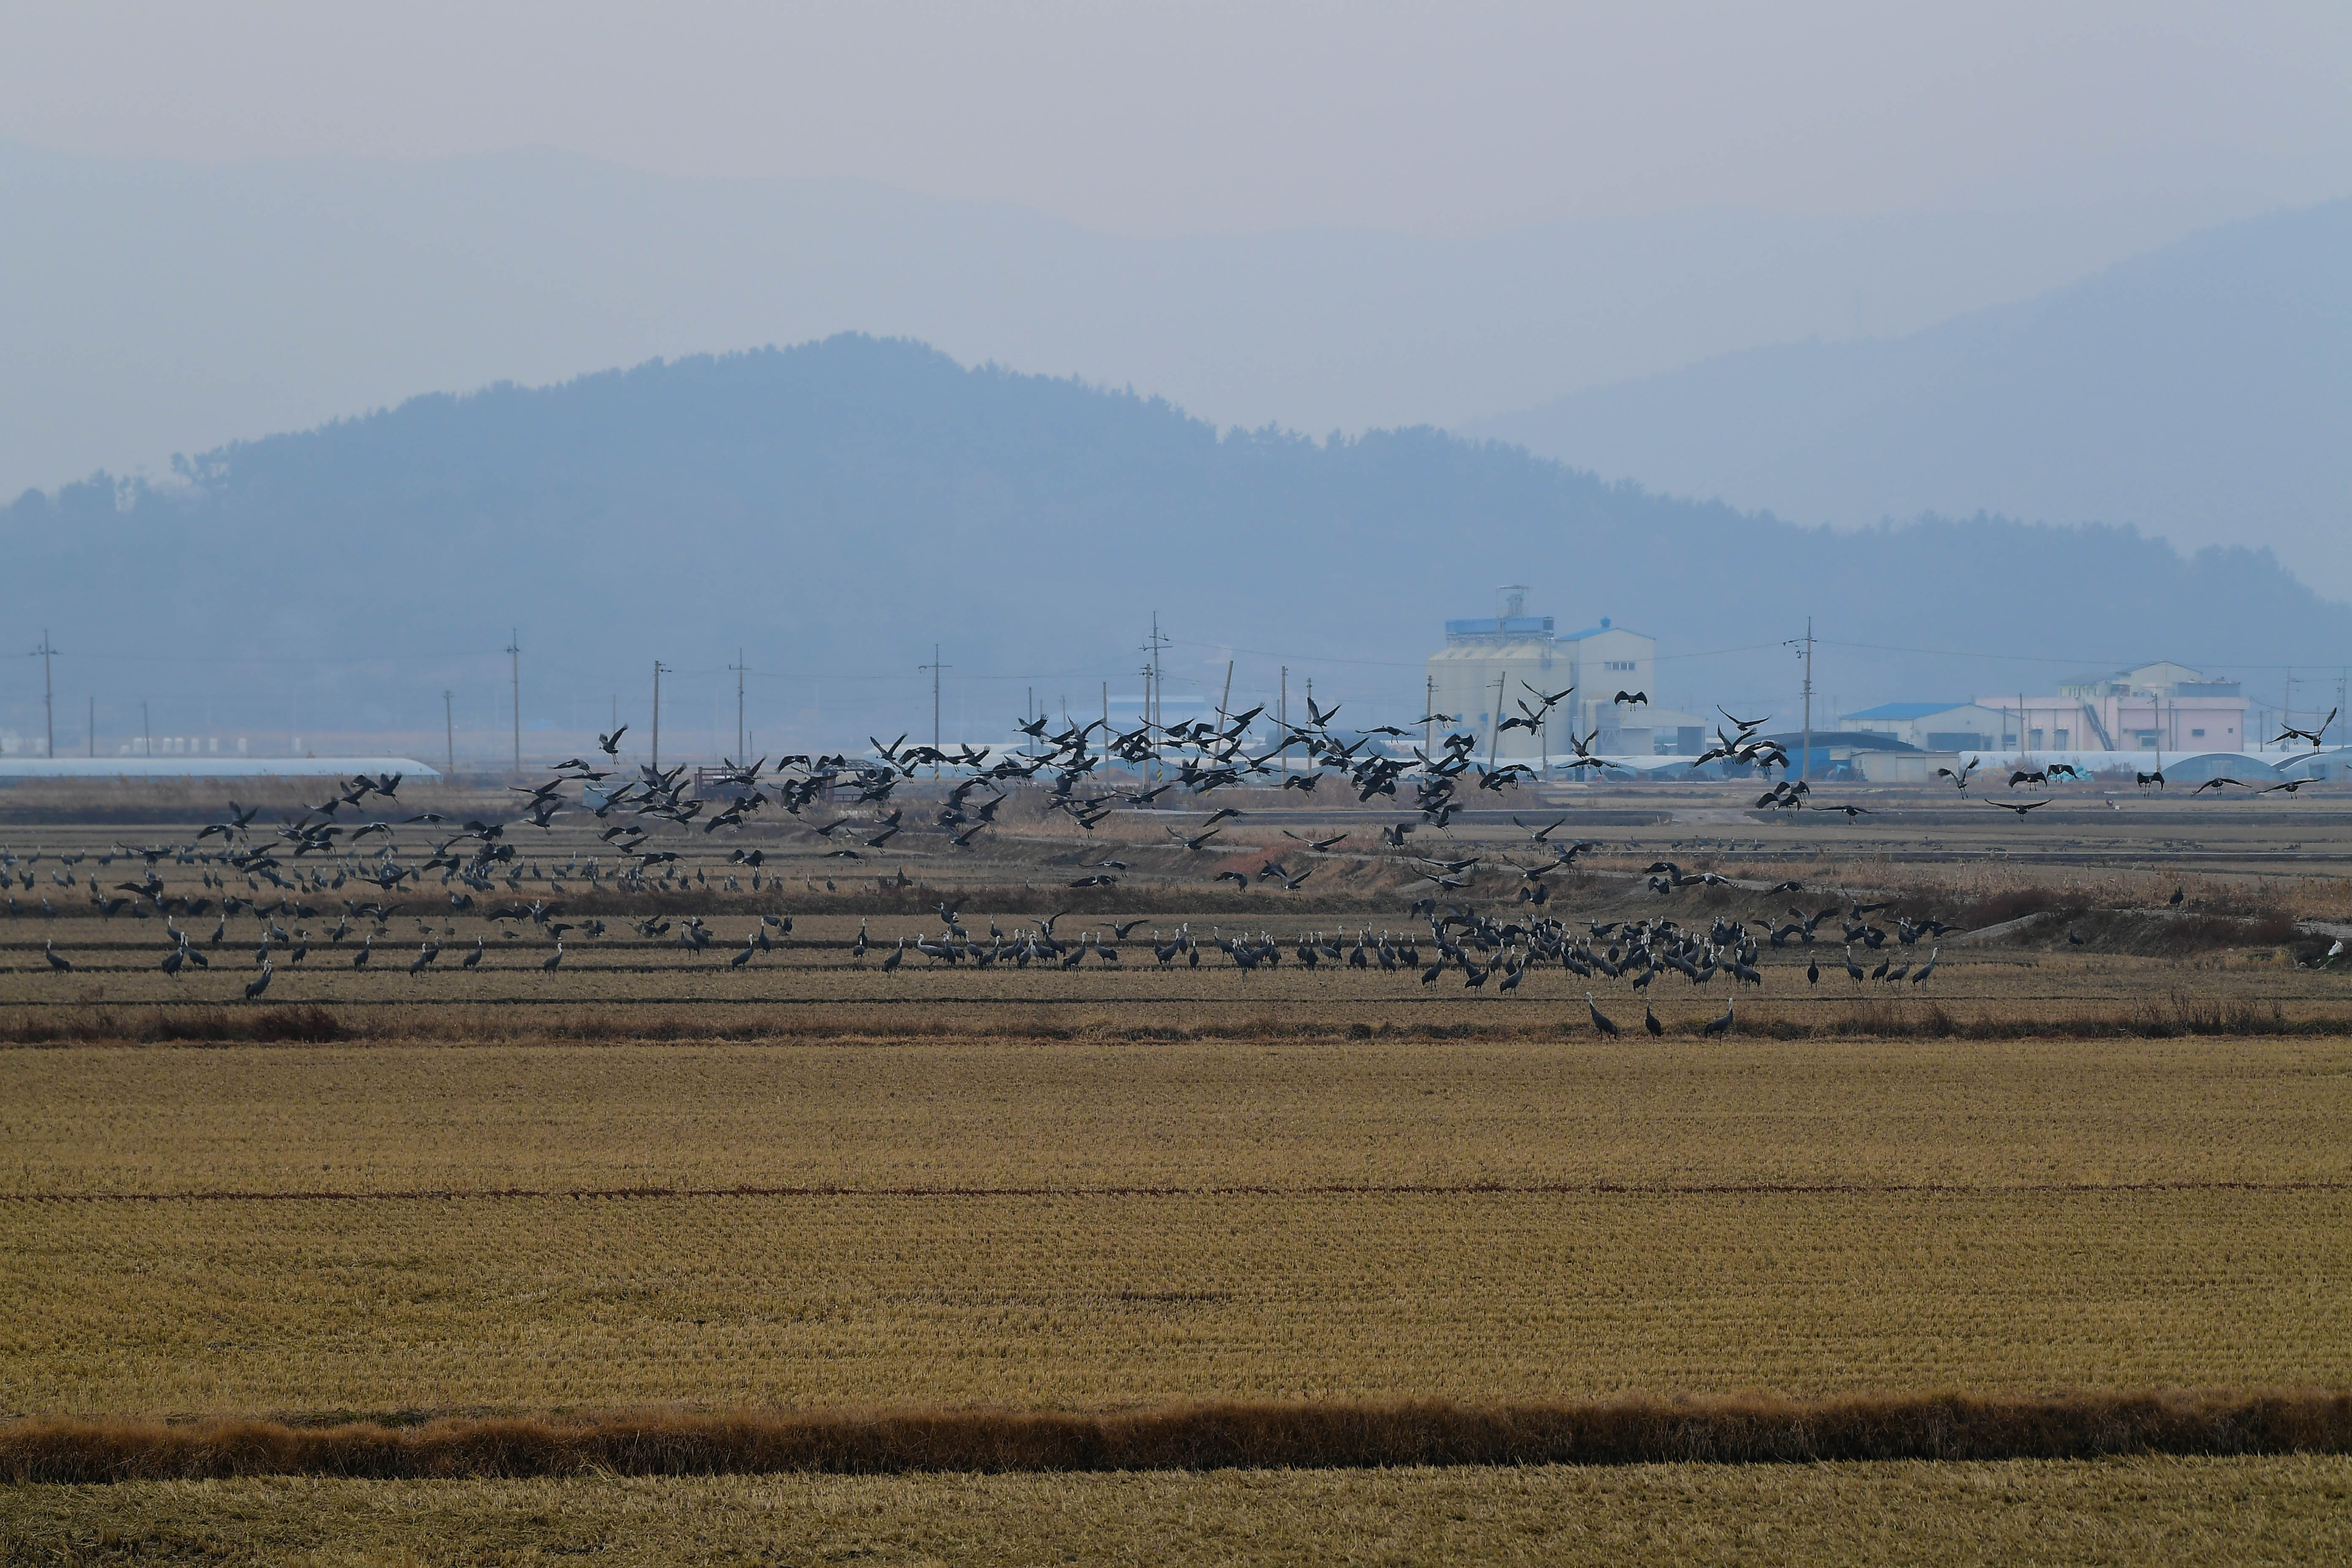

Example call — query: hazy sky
[5,1,2347,236]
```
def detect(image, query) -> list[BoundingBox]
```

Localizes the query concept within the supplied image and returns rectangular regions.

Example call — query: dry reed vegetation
[8,1455,2347,1566]
[10,1392,2352,1481]
[6,991,2348,1046]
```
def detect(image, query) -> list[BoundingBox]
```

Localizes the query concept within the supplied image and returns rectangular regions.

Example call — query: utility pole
[443,690,455,776]
[729,649,747,761]
[86,697,93,759]
[1489,673,1505,769]
[142,701,151,758]
[652,661,669,772]
[1146,613,1169,781]
[1218,660,1234,728]
[1279,666,1288,776]
[1785,618,1816,781]
[917,646,949,777]
[1138,663,1156,773]
[1801,619,1814,781]
[505,629,522,775]
[32,631,57,758]
[1425,675,1436,759]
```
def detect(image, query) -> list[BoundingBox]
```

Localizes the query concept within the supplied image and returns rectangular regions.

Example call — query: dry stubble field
[9,1458,2351,1566]
[4,779,2351,1561]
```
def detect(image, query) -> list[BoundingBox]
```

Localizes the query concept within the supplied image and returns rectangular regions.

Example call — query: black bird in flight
[2273,708,2335,748]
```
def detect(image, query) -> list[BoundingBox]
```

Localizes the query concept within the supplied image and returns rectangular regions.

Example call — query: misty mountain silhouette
[2,137,2251,503]
[8,334,2345,738]
[1465,198,2352,601]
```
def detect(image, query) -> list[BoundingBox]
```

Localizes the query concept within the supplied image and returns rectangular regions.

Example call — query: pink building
[1978,662,2249,754]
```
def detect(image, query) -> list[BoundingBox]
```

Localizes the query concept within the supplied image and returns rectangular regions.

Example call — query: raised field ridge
[10,1391,2350,1481]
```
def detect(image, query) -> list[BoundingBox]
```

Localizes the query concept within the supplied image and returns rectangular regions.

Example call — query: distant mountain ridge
[1462,199,2352,599]
[5,336,2346,749]
[0,136,2261,501]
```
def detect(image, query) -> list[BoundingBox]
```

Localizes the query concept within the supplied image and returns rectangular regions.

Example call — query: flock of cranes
[7,683,2341,1013]
[1932,725,2337,801]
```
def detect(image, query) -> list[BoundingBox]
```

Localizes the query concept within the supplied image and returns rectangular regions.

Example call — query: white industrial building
[1846,664,2257,756]
[1426,588,1704,762]
[1840,701,2018,751]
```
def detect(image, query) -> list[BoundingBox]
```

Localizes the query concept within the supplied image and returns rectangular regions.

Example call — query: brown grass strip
[5,1179,2349,1204]
[5,990,2351,1050]
[7,1393,2348,1481]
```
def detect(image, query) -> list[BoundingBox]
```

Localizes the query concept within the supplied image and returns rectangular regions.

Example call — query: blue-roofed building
[1841,701,2017,751]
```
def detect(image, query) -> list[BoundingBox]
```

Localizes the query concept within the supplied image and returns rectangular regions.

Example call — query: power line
[1165,636,1427,669]
[1816,637,2327,671]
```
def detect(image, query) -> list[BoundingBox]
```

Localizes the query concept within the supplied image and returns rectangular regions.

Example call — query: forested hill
[7,335,2346,735]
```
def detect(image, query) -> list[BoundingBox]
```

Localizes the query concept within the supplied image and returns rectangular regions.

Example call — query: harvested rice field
[4,779,2351,1561]
[9,1183,2352,1414]
[10,1456,2352,1567]
[8,1034,2352,1195]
